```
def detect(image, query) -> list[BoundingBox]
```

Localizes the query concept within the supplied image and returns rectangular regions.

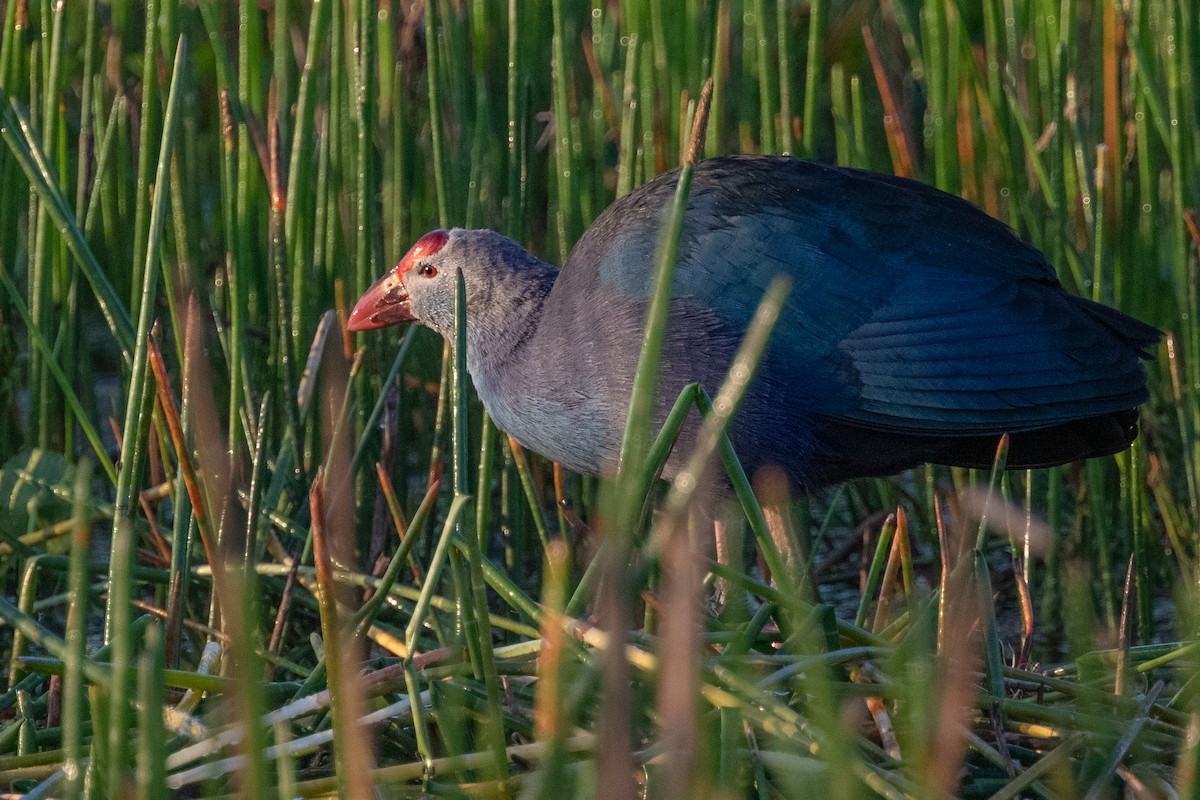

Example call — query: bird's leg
[711,505,749,619]
[754,466,810,597]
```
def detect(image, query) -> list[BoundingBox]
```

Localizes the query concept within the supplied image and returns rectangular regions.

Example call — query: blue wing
[559,156,1157,441]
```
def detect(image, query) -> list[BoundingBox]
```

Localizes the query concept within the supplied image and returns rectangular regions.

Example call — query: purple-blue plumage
[349,156,1160,490]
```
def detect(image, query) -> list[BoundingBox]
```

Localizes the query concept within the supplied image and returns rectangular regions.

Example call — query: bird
[348,155,1161,492]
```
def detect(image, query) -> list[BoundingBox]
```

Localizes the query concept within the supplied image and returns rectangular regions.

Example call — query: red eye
[418,263,437,278]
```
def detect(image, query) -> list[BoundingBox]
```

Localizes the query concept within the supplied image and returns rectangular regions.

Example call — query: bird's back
[547,156,1159,488]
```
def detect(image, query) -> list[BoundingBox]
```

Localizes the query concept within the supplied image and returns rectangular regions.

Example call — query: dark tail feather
[803,410,1141,489]
[1070,294,1163,357]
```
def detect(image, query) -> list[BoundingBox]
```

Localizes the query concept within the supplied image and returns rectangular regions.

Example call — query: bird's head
[347,228,454,334]
[348,228,558,356]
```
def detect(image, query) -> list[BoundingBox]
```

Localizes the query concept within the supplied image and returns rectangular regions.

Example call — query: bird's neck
[467,259,621,475]
[465,257,559,378]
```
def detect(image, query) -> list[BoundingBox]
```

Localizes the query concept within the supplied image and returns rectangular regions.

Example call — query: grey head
[347,228,559,375]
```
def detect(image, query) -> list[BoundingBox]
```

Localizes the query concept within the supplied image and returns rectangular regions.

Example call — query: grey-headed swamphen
[348,155,1161,491]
